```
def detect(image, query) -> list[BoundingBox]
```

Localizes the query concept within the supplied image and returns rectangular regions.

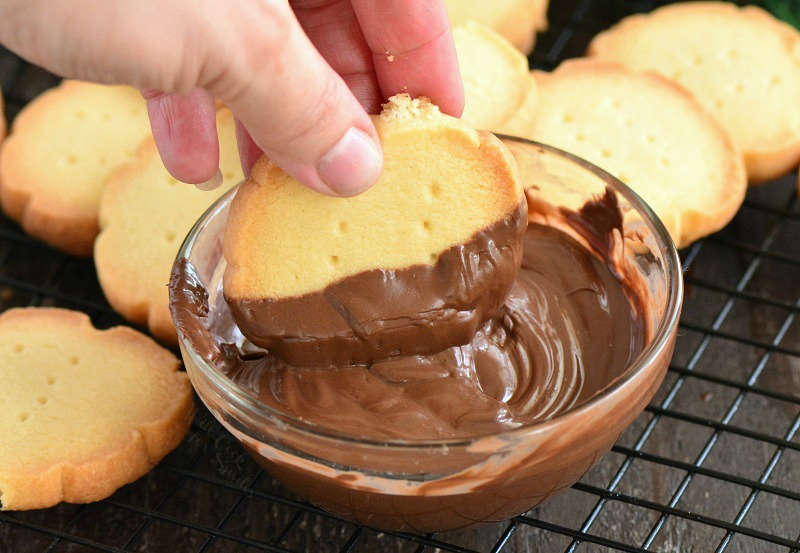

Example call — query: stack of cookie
[95,109,242,344]
[0,80,217,510]
[505,1,800,248]
[0,82,153,256]
[0,83,244,339]
[504,59,747,248]
[588,3,800,183]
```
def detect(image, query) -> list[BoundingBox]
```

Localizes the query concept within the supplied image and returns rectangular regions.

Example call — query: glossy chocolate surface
[172,189,647,439]
[225,201,528,367]
[169,188,671,532]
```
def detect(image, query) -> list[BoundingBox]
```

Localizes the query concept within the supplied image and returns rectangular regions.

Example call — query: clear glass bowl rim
[173,136,684,450]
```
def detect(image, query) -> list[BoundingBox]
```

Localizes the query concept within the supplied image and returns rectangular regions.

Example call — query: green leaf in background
[759,0,800,29]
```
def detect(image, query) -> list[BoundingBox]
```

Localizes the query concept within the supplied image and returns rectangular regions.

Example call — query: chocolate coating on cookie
[226,200,527,367]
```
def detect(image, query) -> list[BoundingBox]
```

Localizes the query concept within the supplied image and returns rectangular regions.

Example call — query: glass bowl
[169,137,683,533]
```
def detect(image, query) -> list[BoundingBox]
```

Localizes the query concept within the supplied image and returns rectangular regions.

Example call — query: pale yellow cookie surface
[95,109,242,345]
[0,308,193,511]
[589,2,800,182]
[454,22,538,132]
[504,59,746,248]
[224,94,523,301]
[446,0,548,54]
[0,81,151,255]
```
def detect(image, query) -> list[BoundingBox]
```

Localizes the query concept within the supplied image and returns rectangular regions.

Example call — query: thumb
[223,7,382,197]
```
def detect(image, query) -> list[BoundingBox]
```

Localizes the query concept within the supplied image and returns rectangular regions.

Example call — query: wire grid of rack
[1,1,799,552]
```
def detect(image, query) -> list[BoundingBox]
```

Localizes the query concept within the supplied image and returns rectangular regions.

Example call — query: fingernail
[195,168,223,191]
[318,128,382,196]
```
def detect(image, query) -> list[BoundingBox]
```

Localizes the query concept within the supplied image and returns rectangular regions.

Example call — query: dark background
[1,1,799,552]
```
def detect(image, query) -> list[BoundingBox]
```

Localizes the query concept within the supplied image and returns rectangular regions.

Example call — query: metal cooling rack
[1,1,799,551]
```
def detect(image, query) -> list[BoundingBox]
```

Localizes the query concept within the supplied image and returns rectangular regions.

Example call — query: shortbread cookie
[588,2,800,182]
[224,94,526,367]
[95,109,242,345]
[0,81,151,255]
[446,0,548,54]
[0,308,193,511]
[503,59,746,248]
[454,22,538,132]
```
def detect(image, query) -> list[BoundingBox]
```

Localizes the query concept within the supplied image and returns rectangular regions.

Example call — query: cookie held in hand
[0,308,193,511]
[224,94,526,367]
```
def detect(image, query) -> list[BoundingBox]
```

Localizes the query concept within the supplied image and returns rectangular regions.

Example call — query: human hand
[0,0,464,195]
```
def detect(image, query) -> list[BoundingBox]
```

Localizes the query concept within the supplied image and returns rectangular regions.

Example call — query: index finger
[350,0,464,117]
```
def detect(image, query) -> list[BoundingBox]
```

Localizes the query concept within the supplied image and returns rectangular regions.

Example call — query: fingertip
[223,3,381,197]
[317,126,383,196]
[436,57,465,118]
[146,89,219,184]
[259,122,383,198]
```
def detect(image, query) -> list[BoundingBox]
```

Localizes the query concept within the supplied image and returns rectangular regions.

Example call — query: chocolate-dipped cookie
[223,94,526,367]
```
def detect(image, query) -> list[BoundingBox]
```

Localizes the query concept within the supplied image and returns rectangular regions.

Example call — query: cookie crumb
[701,391,713,402]
[385,51,395,62]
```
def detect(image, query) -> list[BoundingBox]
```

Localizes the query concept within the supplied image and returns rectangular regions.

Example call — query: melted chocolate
[170,189,648,440]
[561,188,623,264]
[168,189,667,532]
[219,223,644,438]
[225,201,528,367]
